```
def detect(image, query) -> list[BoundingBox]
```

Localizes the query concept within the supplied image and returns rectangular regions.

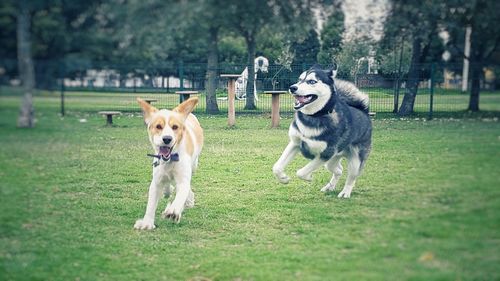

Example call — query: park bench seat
[98,111,122,125]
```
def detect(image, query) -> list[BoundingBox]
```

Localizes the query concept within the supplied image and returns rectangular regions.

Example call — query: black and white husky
[272,65,372,198]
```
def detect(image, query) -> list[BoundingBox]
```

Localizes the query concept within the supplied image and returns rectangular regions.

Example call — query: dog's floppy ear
[173,97,199,120]
[137,98,158,125]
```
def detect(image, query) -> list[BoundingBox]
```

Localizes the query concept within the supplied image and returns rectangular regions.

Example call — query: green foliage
[219,36,246,64]
[256,28,288,64]
[1,94,500,280]
[335,37,374,80]
[318,9,344,65]
[292,29,321,64]
[381,0,448,65]
[0,0,17,58]
[0,0,330,68]
[383,0,446,43]
[444,0,500,64]
[377,39,413,76]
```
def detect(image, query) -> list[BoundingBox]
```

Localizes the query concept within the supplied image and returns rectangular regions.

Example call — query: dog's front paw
[273,168,290,184]
[134,218,156,230]
[296,169,312,182]
[184,191,195,208]
[321,183,336,193]
[162,204,183,223]
[337,187,352,198]
[275,172,291,184]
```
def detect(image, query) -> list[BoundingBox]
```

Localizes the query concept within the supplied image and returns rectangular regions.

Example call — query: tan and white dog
[134,97,203,230]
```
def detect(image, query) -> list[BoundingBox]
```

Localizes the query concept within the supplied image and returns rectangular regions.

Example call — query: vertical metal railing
[429,63,435,120]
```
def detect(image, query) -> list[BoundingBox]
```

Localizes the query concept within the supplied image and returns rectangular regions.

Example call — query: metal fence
[1,59,499,116]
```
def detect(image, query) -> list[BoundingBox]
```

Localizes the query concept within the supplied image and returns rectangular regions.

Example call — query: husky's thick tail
[335,79,370,114]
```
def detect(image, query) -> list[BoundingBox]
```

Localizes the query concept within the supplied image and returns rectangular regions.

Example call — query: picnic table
[263,91,288,128]
[98,111,122,126]
[220,74,241,127]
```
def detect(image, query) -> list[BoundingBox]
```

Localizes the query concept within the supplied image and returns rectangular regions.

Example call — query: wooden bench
[220,74,241,127]
[263,91,288,128]
[174,90,199,103]
[98,111,122,126]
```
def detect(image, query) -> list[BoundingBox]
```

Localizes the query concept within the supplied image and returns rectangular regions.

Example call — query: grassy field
[1,95,500,280]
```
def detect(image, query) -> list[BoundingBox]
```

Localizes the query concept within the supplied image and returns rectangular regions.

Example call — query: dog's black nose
[289,85,298,93]
[162,136,172,144]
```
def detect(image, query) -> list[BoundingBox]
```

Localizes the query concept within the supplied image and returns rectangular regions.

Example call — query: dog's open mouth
[159,146,172,160]
[293,94,317,109]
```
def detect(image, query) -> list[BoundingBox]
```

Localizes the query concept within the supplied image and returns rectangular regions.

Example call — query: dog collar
[311,108,334,117]
[147,153,180,167]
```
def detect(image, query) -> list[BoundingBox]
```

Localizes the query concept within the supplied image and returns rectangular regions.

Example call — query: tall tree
[190,0,232,114]
[205,26,220,113]
[228,0,316,110]
[227,0,265,110]
[106,0,225,113]
[382,0,446,116]
[445,0,500,111]
[292,28,321,65]
[16,0,35,128]
[317,5,345,65]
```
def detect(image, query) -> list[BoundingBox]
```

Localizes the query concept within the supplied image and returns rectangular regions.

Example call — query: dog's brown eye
[156,124,163,130]
[172,125,178,130]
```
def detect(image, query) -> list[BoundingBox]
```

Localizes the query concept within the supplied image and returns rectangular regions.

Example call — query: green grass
[1,94,500,280]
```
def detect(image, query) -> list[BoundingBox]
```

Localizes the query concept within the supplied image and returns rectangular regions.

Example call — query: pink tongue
[159,146,171,157]
[296,96,309,103]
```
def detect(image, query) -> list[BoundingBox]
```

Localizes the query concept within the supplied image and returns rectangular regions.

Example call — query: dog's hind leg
[337,158,359,198]
[321,156,343,192]
[338,149,364,198]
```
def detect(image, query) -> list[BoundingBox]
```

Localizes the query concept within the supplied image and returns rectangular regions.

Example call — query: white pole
[462,25,472,92]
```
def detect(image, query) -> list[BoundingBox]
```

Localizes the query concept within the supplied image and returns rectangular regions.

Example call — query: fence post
[429,63,435,120]
[178,61,184,103]
[394,35,404,113]
[393,79,400,113]
[59,61,65,117]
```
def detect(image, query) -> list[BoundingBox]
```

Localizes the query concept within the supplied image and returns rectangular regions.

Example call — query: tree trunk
[205,27,220,114]
[468,60,481,111]
[398,38,421,116]
[17,1,35,128]
[244,35,256,110]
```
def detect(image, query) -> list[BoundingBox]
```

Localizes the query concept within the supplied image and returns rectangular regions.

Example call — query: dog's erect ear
[173,97,199,120]
[310,64,322,71]
[137,98,158,125]
[326,63,338,80]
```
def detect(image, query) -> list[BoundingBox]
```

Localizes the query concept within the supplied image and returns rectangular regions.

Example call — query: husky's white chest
[290,119,327,156]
